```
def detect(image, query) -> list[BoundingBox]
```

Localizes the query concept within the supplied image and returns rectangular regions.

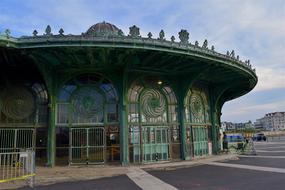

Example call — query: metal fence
[0,128,35,153]
[0,150,35,188]
[70,127,105,165]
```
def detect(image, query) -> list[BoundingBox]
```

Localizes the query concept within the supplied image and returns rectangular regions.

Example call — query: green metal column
[177,89,189,160]
[209,89,218,154]
[47,95,56,167]
[215,106,222,152]
[119,73,129,166]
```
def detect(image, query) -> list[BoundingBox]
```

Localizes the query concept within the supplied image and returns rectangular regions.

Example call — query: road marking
[239,155,285,159]
[256,146,285,149]
[256,150,285,153]
[255,142,285,146]
[127,167,178,190]
[206,162,285,174]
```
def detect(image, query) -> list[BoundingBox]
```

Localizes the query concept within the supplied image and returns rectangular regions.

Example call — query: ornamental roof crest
[85,21,124,37]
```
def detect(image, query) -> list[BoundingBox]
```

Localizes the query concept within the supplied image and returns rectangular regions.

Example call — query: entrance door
[0,128,35,153]
[193,126,208,156]
[142,126,170,162]
[70,127,105,164]
[130,126,170,163]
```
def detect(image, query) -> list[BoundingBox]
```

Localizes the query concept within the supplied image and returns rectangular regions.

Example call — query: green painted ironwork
[0,22,258,166]
[1,87,35,120]
[140,89,166,119]
[142,126,169,162]
[71,87,104,119]
[185,88,211,157]
[118,72,129,165]
[55,74,118,165]
[56,74,118,126]
[192,126,209,156]
[128,78,178,163]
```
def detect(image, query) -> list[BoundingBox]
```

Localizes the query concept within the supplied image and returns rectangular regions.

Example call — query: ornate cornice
[0,23,257,78]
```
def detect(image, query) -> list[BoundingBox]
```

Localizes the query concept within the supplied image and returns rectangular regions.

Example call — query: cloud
[255,67,285,91]
[222,98,285,122]
[226,100,285,116]
[0,0,284,122]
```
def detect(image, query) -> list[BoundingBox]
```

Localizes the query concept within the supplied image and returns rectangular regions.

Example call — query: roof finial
[45,25,52,36]
[158,30,165,41]
[230,50,235,58]
[178,29,189,44]
[129,25,140,38]
[5,29,11,38]
[59,28,64,35]
[202,39,208,49]
[33,30,38,37]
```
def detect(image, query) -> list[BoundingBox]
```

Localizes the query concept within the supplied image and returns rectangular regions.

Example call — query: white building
[221,121,253,131]
[254,112,285,131]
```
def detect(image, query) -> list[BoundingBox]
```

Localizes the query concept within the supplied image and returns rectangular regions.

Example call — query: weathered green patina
[0,22,257,166]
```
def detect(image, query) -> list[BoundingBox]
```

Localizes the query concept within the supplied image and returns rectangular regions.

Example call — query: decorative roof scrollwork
[178,29,189,44]
[4,29,11,39]
[230,50,235,58]
[129,25,140,38]
[45,25,52,36]
[158,30,165,41]
[202,39,208,49]
[59,28,64,36]
[32,30,38,37]
[0,21,256,74]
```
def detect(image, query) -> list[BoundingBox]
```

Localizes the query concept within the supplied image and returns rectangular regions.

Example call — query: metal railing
[0,150,35,188]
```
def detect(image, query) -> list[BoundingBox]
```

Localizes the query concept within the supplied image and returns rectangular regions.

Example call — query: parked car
[252,133,267,141]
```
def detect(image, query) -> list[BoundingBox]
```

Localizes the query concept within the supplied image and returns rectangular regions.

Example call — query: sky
[0,0,284,123]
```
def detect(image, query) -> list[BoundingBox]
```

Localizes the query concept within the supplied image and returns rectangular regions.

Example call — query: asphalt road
[17,175,141,190]
[16,136,285,190]
[149,164,285,190]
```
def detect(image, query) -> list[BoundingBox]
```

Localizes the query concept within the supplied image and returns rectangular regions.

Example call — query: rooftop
[0,22,256,75]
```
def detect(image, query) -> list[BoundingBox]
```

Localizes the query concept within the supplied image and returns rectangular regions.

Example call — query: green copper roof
[0,22,257,79]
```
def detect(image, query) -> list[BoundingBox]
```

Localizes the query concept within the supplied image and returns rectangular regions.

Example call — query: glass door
[142,126,169,163]
[193,126,208,156]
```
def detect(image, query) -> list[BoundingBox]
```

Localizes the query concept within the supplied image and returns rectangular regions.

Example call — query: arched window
[185,89,210,124]
[0,83,48,125]
[56,74,119,165]
[57,74,118,125]
[128,77,180,163]
[184,87,211,157]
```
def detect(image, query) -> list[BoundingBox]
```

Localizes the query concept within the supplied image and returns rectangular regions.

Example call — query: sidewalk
[1,154,237,190]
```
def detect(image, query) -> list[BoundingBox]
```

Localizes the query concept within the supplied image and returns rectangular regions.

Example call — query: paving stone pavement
[1,154,237,190]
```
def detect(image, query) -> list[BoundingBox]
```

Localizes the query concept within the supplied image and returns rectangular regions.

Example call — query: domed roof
[85,21,124,37]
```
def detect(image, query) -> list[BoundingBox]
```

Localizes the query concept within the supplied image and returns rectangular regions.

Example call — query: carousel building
[0,22,257,166]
